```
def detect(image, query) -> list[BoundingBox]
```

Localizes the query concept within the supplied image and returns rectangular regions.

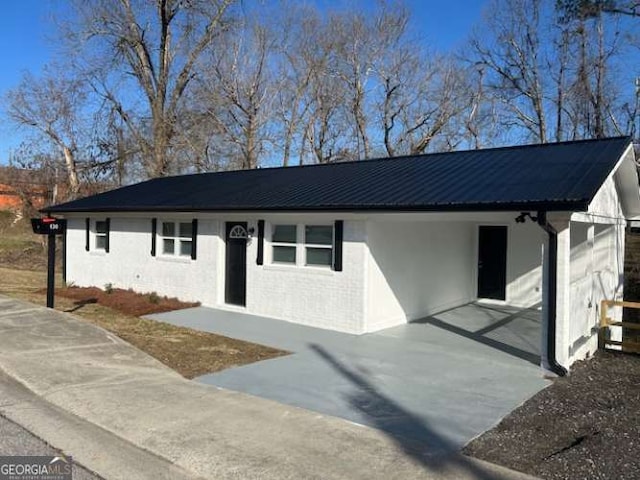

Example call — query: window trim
[158,220,195,258]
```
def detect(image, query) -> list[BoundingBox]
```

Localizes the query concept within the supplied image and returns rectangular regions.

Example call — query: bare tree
[198,19,274,170]
[559,0,625,139]
[272,4,326,166]
[379,54,468,155]
[5,72,86,197]
[66,0,235,178]
[470,0,550,143]
[329,9,380,159]
[304,68,351,164]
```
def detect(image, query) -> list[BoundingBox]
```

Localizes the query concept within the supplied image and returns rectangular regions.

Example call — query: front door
[225,222,247,306]
[477,226,507,301]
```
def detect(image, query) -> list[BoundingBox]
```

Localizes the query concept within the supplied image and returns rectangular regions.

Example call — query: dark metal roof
[46,137,632,214]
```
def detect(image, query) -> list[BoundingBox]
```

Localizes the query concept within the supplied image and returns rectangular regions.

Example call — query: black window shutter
[105,218,111,253]
[191,219,198,260]
[257,220,265,265]
[151,218,157,256]
[62,228,67,282]
[333,220,343,272]
[85,218,90,251]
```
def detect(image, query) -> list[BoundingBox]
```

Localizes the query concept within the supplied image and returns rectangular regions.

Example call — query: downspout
[537,211,568,377]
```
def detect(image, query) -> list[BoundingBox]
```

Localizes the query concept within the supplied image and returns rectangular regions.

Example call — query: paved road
[0,413,101,480]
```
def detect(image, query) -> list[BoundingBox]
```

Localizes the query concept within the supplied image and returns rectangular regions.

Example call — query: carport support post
[554,222,571,368]
[46,232,56,309]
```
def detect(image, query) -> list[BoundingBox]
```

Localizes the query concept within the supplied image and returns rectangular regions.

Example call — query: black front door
[477,226,507,300]
[225,222,247,306]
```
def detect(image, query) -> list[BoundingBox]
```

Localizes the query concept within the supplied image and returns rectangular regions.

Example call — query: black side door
[477,226,508,301]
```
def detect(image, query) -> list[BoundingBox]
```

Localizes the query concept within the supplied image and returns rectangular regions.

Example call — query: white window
[271,225,297,264]
[95,220,108,250]
[304,225,333,266]
[271,223,333,267]
[161,221,193,257]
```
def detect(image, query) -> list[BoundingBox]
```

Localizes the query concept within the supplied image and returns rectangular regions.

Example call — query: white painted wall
[552,174,628,369]
[246,217,368,333]
[64,212,549,337]
[365,221,476,331]
[65,216,221,305]
[364,218,544,332]
[65,214,369,334]
[568,222,596,361]
[588,174,626,219]
[506,222,545,308]
[555,220,625,368]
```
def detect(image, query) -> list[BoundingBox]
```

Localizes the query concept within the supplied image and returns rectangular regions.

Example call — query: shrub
[148,291,160,304]
[104,282,114,294]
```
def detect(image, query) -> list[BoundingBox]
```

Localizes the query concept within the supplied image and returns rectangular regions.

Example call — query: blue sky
[0,0,488,163]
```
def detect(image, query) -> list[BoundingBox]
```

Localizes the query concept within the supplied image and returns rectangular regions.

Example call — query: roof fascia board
[59,210,543,223]
[45,201,589,216]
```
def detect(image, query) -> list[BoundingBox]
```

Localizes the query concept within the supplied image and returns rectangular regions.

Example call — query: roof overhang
[44,200,589,215]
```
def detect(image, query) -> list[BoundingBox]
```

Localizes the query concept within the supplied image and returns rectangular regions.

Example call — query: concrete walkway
[0,295,537,479]
[149,303,548,455]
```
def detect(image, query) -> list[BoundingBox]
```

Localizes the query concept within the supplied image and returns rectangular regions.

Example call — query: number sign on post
[31,217,67,235]
[31,217,67,308]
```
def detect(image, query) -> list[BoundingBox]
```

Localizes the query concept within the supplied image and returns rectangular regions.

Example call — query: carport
[149,303,547,456]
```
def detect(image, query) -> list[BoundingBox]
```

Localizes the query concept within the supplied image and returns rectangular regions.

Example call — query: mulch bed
[50,286,199,317]
[464,351,640,480]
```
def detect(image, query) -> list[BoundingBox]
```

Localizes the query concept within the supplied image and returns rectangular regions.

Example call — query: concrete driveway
[149,302,549,455]
[0,294,539,479]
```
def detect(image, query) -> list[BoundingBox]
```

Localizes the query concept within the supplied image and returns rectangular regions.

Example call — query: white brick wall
[65,216,220,305]
[246,218,367,333]
[65,214,368,334]
[65,212,550,335]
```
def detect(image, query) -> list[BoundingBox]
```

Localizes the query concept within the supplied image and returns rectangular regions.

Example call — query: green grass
[0,211,48,271]
[0,236,38,251]
[0,211,41,252]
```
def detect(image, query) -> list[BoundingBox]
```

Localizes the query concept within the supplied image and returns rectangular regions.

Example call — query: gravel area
[464,351,640,480]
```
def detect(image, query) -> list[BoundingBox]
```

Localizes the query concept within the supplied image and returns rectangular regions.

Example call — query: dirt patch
[50,286,200,317]
[18,286,289,378]
[59,303,289,379]
[464,351,640,480]
[116,320,288,378]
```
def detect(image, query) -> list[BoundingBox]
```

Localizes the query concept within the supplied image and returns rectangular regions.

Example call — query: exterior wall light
[515,212,538,224]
